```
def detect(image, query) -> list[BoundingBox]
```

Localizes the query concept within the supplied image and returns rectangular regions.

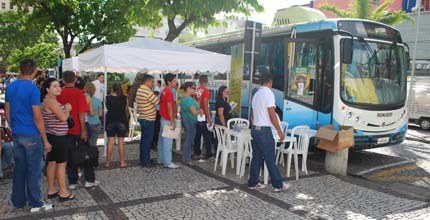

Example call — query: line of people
[3,59,290,214]
[4,60,106,212]
[135,74,233,168]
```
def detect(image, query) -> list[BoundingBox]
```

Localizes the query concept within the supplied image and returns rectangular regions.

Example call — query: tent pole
[103,67,108,157]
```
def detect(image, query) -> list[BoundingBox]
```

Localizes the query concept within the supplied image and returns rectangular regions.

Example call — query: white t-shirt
[251,86,275,127]
[92,79,105,102]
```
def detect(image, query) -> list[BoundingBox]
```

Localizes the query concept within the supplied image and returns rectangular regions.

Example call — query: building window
[1,3,6,9]
[10,3,14,10]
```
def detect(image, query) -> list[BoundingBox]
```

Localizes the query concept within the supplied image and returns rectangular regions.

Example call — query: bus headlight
[347,112,353,118]
[355,116,360,122]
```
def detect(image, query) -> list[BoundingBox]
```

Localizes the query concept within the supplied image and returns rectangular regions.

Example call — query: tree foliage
[13,0,159,58]
[137,0,264,42]
[7,43,59,72]
[0,10,56,68]
[320,0,412,25]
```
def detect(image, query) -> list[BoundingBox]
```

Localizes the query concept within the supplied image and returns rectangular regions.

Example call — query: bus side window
[286,41,318,106]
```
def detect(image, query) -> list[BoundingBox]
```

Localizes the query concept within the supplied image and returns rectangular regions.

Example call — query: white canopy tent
[61,37,231,154]
[62,37,231,74]
[62,57,79,71]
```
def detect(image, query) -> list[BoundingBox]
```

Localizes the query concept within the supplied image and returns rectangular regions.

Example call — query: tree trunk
[164,29,182,42]
[63,40,72,58]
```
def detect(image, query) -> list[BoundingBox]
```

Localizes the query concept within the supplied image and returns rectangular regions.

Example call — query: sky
[248,0,311,25]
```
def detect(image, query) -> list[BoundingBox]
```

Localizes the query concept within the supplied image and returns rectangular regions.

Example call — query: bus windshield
[341,39,407,106]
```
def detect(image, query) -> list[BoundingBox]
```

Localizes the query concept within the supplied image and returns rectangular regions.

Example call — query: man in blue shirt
[5,59,53,212]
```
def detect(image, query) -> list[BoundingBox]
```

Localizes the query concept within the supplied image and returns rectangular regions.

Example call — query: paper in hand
[197,114,206,122]
[229,101,238,113]
[162,125,180,139]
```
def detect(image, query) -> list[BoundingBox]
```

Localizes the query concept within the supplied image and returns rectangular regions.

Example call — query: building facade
[0,0,15,11]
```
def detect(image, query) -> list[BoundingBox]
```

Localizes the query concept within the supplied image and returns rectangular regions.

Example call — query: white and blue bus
[187,19,409,149]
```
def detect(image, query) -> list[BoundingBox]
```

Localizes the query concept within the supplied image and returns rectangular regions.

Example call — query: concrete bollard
[324,148,349,176]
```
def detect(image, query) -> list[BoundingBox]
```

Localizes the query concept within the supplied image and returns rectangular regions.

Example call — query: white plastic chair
[128,107,140,140]
[275,121,289,162]
[278,125,310,180]
[213,125,238,175]
[239,133,253,178]
[227,118,249,130]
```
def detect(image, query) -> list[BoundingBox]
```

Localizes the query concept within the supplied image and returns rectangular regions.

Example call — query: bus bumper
[353,125,407,150]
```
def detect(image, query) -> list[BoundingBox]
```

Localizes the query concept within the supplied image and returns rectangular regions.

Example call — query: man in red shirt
[157,73,179,169]
[58,71,97,189]
[194,75,213,160]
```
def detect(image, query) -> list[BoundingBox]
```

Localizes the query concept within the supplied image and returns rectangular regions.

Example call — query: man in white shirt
[248,73,290,192]
[92,73,105,102]
[153,80,162,93]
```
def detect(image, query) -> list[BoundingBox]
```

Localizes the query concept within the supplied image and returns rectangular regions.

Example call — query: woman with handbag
[41,78,75,201]
[105,83,130,168]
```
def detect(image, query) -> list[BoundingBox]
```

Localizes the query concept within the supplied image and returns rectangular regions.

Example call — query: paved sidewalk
[0,144,429,220]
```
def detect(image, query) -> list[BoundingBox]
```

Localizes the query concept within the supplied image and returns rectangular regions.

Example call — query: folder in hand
[162,125,180,139]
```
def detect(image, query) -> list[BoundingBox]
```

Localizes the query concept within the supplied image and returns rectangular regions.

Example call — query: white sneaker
[248,183,266,190]
[30,203,54,213]
[68,184,77,190]
[164,163,179,169]
[273,182,291,192]
[84,180,100,188]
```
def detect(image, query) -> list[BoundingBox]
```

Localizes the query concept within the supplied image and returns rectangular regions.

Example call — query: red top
[159,87,175,121]
[57,87,89,135]
[195,86,210,111]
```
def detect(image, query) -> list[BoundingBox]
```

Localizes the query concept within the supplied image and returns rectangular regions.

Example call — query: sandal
[59,193,76,202]
[120,163,131,168]
[47,191,59,199]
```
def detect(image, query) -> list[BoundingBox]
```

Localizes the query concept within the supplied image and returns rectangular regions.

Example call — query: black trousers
[193,121,213,158]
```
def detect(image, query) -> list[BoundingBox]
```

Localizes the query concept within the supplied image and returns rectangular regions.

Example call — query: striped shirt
[136,84,159,120]
[42,105,69,136]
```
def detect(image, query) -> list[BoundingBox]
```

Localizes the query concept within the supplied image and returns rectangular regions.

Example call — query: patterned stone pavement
[0,143,428,220]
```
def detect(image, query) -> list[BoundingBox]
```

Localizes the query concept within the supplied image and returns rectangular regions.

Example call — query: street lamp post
[407,0,422,106]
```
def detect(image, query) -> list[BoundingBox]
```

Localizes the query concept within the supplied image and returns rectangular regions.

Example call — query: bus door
[315,39,334,129]
[283,39,320,129]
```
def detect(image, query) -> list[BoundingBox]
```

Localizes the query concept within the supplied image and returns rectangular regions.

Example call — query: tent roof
[63,37,230,74]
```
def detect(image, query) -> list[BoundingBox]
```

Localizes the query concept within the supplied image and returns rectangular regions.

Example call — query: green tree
[137,0,263,42]
[13,0,159,58]
[7,42,59,72]
[320,0,412,25]
[0,10,56,68]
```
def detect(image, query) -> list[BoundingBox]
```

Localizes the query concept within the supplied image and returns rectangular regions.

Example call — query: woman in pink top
[41,78,75,201]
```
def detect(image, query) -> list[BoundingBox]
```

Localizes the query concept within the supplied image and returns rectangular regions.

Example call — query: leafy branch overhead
[9,0,263,59]
[319,0,413,25]
[12,0,160,58]
[0,10,56,64]
[139,0,264,42]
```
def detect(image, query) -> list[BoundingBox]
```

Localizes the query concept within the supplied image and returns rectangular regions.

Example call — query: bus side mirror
[342,38,353,64]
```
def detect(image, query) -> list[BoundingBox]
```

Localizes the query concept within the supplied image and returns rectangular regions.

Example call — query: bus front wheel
[419,118,430,130]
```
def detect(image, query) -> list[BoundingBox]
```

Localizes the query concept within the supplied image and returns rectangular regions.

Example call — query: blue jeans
[181,117,196,163]
[1,142,13,169]
[157,118,173,166]
[138,119,155,166]
[248,126,283,188]
[11,135,44,208]
[86,123,100,147]
[194,121,213,158]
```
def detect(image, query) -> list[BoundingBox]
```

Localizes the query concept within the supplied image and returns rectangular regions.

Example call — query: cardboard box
[316,125,354,153]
